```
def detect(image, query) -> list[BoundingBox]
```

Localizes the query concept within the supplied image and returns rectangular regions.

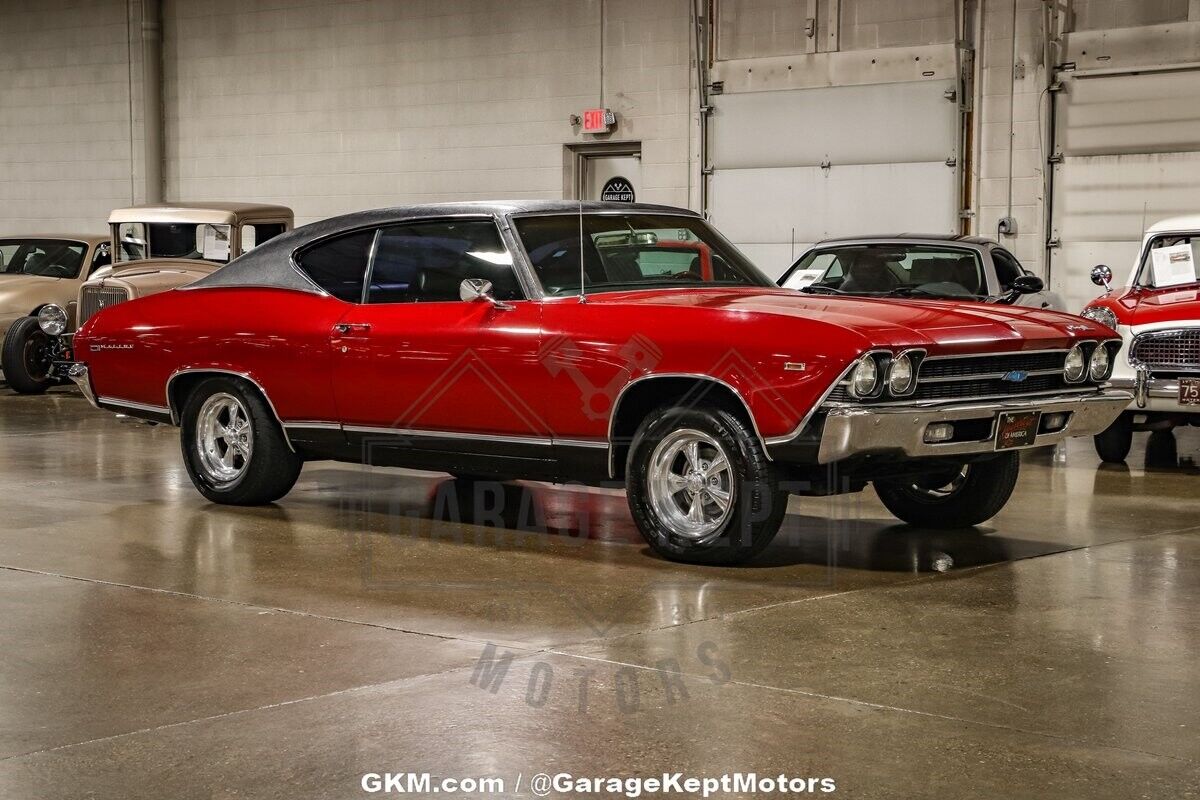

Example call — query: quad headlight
[37,304,68,336]
[1081,305,1118,332]
[887,352,916,396]
[848,354,880,398]
[1063,344,1087,383]
[1089,344,1112,381]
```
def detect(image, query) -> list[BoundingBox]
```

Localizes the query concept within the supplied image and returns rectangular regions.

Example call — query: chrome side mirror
[1091,264,1112,289]
[459,278,514,310]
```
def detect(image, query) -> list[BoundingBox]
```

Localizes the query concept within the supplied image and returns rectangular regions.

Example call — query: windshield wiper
[883,286,958,299]
[798,285,847,295]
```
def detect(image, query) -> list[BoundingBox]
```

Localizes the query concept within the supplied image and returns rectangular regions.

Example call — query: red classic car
[1082,215,1200,462]
[70,202,1129,564]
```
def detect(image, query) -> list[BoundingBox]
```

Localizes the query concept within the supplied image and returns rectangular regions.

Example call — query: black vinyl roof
[813,233,997,246]
[193,200,697,294]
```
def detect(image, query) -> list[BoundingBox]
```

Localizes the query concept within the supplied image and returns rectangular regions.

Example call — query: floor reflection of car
[1082,216,1200,463]
[778,235,1063,309]
[0,235,112,392]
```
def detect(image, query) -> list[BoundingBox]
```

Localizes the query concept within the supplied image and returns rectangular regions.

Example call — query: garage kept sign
[601,177,635,203]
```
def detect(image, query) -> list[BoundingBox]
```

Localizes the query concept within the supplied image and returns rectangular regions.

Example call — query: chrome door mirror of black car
[459,278,515,311]
[1091,264,1113,289]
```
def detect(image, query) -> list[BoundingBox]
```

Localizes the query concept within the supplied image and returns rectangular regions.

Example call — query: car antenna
[578,198,587,303]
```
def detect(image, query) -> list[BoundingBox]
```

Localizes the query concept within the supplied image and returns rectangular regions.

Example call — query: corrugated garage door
[1050,69,1200,312]
[708,79,959,278]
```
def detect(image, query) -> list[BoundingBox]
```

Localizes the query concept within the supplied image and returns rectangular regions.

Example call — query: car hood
[1112,285,1200,327]
[0,274,68,315]
[106,258,222,280]
[591,287,1109,352]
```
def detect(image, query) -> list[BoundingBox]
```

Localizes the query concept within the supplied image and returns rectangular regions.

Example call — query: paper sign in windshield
[1151,243,1196,288]
[202,225,230,261]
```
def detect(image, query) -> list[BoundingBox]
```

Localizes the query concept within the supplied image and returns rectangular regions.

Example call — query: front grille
[827,349,1082,404]
[79,286,130,327]
[1131,329,1200,374]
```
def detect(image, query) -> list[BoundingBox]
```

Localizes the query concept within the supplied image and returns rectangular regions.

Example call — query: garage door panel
[1052,153,1200,243]
[711,161,957,277]
[1049,241,1142,314]
[711,80,956,170]
[1060,71,1200,156]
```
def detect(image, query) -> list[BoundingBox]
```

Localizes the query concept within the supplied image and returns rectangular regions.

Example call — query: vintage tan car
[0,235,113,392]
[2,202,293,394]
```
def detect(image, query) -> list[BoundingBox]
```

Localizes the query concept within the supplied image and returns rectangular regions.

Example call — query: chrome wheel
[646,428,735,543]
[195,392,252,486]
[906,465,970,499]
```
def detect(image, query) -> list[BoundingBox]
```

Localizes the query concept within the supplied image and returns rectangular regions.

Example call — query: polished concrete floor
[0,386,1198,798]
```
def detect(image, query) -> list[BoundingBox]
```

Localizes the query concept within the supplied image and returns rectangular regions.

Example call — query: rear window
[295,229,376,301]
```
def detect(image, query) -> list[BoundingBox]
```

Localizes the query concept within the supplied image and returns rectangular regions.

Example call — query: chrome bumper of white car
[68,362,99,408]
[817,389,1133,464]
[1110,370,1200,414]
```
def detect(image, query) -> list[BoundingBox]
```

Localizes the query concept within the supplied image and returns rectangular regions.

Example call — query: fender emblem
[1001,370,1029,383]
[90,344,134,351]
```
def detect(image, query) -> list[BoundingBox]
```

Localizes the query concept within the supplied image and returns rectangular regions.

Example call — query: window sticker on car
[202,225,231,261]
[1151,243,1196,288]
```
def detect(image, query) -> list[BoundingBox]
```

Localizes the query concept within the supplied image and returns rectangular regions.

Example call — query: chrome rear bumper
[817,389,1132,464]
[68,363,99,409]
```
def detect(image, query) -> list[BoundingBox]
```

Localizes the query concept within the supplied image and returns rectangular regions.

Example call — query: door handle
[333,323,371,335]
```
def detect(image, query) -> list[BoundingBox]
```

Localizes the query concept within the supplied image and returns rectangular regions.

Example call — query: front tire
[180,377,302,505]
[626,406,788,565]
[1093,412,1134,463]
[2,316,54,395]
[873,452,1020,528]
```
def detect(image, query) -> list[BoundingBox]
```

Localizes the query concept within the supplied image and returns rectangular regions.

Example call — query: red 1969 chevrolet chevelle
[70,201,1130,564]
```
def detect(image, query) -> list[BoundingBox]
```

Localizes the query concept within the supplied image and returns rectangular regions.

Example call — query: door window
[295,229,377,302]
[240,222,287,254]
[367,220,519,304]
[991,248,1024,291]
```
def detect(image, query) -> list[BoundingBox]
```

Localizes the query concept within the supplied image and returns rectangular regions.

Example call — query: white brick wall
[0,0,135,234]
[162,0,695,226]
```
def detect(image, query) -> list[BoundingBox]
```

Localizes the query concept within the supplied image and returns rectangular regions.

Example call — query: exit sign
[582,108,616,133]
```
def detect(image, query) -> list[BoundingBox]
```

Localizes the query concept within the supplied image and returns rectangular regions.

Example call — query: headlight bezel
[886,349,924,397]
[1081,305,1119,332]
[848,354,881,399]
[1063,343,1089,383]
[1089,342,1117,381]
[36,304,68,336]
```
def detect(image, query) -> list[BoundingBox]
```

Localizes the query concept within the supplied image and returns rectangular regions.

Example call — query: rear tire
[1093,412,1134,463]
[2,316,54,395]
[180,377,302,505]
[874,452,1020,528]
[626,405,788,565]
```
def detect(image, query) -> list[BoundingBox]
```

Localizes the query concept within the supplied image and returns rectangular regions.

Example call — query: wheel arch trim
[165,367,295,452]
[606,372,771,479]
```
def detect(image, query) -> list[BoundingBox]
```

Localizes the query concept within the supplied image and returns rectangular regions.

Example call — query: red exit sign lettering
[582,108,615,133]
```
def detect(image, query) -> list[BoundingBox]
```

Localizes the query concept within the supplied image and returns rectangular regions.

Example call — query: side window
[240,222,287,255]
[367,220,519,304]
[90,242,112,274]
[296,229,376,302]
[992,249,1024,290]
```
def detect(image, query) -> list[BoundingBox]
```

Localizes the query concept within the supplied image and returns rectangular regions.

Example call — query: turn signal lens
[1089,345,1111,381]
[849,355,879,398]
[924,422,955,443]
[37,304,68,336]
[887,353,915,395]
[1063,344,1087,383]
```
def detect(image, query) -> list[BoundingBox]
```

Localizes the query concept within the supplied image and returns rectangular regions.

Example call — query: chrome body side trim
[345,426,554,447]
[606,373,773,477]
[816,389,1132,464]
[282,421,343,431]
[98,397,172,416]
[165,368,295,453]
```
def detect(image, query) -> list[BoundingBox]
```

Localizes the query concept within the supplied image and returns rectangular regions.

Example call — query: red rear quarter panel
[75,287,347,421]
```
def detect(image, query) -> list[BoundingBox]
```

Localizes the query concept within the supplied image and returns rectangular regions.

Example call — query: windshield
[781,243,986,299]
[114,222,234,264]
[1137,234,1200,288]
[513,213,772,296]
[0,239,87,279]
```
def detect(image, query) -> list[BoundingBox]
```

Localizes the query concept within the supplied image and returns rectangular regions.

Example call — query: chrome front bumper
[1110,369,1200,414]
[68,363,99,409]
[817,389,1133,464]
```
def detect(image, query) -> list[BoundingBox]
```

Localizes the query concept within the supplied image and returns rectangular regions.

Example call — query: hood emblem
[1001,370,1029,383]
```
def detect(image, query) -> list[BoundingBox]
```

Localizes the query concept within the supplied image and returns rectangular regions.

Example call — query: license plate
[1180,378,1200,405]
[995,411,1041,450]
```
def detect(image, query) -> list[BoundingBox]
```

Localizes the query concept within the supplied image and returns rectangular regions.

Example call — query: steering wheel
[41,264,73,278]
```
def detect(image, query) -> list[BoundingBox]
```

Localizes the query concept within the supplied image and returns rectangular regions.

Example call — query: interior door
[584,154,642,203]
[329,218,551,450]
